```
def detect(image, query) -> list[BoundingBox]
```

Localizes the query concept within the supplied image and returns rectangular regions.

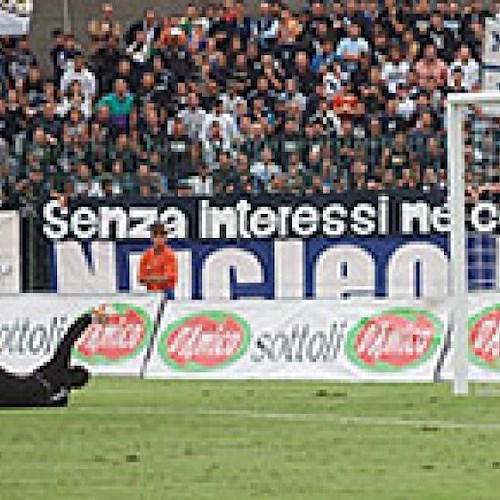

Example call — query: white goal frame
[447,92,500,396]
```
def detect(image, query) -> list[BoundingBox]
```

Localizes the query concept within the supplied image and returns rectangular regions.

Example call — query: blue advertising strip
[304,236,448,298]
[115,239,275,299]
[47,234,472,298]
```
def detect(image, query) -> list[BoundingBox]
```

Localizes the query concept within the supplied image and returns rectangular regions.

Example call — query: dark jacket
[0,314,92,407]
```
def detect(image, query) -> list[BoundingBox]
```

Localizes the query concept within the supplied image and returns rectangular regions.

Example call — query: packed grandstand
[0,0,498,208]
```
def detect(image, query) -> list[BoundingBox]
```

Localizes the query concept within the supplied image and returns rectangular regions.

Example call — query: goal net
[447,92,500,394]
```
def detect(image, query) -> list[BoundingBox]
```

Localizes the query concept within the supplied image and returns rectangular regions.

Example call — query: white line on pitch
[46,407,500,431]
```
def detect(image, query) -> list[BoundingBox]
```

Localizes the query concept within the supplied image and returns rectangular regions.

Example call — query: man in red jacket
[137,223,178,377]
[138,222,178,292]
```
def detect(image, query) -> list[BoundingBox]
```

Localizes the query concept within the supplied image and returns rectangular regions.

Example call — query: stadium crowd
[0,0,498,207]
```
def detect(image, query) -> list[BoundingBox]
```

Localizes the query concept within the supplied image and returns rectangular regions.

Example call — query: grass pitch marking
[9,406,500,431]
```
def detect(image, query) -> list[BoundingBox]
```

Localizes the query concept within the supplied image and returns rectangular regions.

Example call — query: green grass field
[2,379,500,499]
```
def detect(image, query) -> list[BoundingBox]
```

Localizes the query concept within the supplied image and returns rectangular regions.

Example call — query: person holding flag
[137,222,178,377]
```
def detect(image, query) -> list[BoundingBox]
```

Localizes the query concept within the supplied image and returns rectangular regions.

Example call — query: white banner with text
[441,294,500,382]
[0,293,161,375]
[0,295,449,381]
[145,299,447,381]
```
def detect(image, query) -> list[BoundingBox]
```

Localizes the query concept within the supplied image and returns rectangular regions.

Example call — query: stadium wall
[5,191,500,381]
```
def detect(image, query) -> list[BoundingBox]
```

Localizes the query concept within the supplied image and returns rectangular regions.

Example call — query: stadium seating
[0,0,498,207]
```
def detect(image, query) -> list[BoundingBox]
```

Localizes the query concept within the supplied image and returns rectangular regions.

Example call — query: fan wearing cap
[138,223,178,292]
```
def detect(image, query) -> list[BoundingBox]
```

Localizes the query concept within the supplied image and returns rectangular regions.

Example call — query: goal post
[447,92,500,396]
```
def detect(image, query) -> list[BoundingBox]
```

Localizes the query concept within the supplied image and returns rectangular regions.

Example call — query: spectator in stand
[138,108,164,162]
[229,151,254,195]
[0,0,497,207]
[24,126,55,174]
[381,46,411,96]
[447,67,467,94]
[166,117,193,189]
[128,31,151,67]
[94,103,114,141]
[382,131,411,181]
[213,151,234,194]
[157,16,186,50]
[6,86,24,136]
[73,162,102,198]
[292,51,315,95]
[96,79,134,133]
[250,145,282,191]
[202,120,232,170]
[91,36,122,96]
[188,163,214,196]
[33,101,62,143]
[394,84,416,123]
[178,92,207,140]
[60,52,96,102]
[60,34,80,73]
[201,99,238,145]
[88,2,121,55]
[87,121,108,170]
[255,1,279,49]
[22,65,44,120]
[415,43,448,87]
[336,24,370,68]
[187,22,207,54]
[111,57,136,93]
[428,11,455,62]
[448,44,480,91]
[283,162,304,194]
[50,29,66,84]
[8,36,36,83]
[179,3,199,39]
[126,30,153,87]
[125,9,159,47]
[108,132,135,176]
